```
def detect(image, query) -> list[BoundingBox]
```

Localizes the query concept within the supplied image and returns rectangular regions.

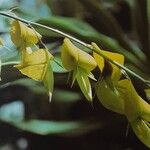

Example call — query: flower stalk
[0,11,149,87]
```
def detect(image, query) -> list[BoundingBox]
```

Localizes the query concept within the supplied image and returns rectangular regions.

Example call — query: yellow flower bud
[61,38,97,71]
[10,20,42,47]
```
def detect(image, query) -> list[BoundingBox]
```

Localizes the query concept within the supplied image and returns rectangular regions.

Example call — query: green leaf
[131,119,150,148]
[43,61,54,102]
[71,69,77,87]
[0,101,100,136]
[79,0,146,62]
[53,88,80,103]
[76,67,92,101]
[51,56,67,73]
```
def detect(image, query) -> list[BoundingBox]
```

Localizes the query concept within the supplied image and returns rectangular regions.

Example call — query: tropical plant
[0,10,149,148]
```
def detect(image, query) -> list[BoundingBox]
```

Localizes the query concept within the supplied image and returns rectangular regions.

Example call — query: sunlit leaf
[10,20,41,47]
[76,67,92,101]
[43,61,54,102]
[71,68,77,87]
[131,119,150,148]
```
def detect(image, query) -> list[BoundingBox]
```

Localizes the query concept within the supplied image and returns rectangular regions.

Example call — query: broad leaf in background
[0,100,100,136]
[61,38,97,101]
[79,0,146,63]
[0,33,19,63]
[19,0,51,18]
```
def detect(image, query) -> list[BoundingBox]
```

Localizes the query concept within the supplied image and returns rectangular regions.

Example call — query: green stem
[2,61,20,66]
[0,11,149,87]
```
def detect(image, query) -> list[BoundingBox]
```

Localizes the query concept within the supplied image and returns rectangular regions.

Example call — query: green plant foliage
[0,101,100,136]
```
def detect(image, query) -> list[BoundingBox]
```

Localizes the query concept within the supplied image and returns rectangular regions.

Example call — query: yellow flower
[10,20,41,47]
[93,43,150,148]
[61,38,97,72]
[93,43,125,114]
[118,79,150,148]
[61,38,97,101]
[15,48,54,101]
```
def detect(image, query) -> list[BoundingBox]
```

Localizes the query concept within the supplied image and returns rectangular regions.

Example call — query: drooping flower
[10,20,41,48]
[15,48,54,101]
[118,79,150,148]
[93,43,150,148]
[61,38,97,101]
[93,42,125,114]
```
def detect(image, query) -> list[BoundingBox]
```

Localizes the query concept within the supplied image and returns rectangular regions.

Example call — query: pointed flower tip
[48,92,52,103]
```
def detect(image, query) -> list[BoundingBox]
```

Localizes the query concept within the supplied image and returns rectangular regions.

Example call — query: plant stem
[0,11,149,87]
[2,61,20,66]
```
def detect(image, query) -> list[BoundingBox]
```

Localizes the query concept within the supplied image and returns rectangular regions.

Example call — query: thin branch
[0,11,149,87]
[0,11,89,48]
[2,61,20,66]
